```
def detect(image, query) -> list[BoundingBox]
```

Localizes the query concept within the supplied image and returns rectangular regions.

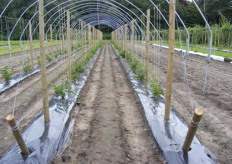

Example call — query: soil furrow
[53,43,163,164]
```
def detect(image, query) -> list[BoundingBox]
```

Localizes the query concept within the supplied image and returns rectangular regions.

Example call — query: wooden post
[6,115,30,155]
[39,0,50,123]
[164,0,176,120]
[145,9,151,88]
[50,24,54,58]
[67,11,72,87]
[81,20,84,56]
[131,20,135,63]
[62,25,64,53]
[125,24,128,51]
[182,108,203,152]
[88,24,91,51]
[29,20,34,68]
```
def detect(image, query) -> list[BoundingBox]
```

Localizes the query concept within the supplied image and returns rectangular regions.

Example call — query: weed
[150,78,163,96]
[1,66,14,82]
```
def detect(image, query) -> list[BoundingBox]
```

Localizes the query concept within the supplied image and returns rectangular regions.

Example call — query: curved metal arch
[79,14,123,29]
[50,4,145,39]
[36,1,140,39]
[18,1,130,43]
[5,0,166,44]
[55,12,128,36]
[49,5,132,33]
[53,10,130,36]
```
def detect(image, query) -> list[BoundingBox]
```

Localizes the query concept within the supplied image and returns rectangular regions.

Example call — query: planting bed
[0,46,89,157]
[0,43,101,163]
[131,43,232,164]
[0,44,62,82]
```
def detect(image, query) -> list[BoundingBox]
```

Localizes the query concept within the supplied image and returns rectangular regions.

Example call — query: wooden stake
[145,9,151,88]
[124,24,128,51]
[164,0,176,120]
[81,20,84,56]
[50,24,54,58]
[39,0,50,123]
[29,20,34,68]
[67,11,72,87]
[131,20,135,63]
[6,115,30,155]
[88,24,91,51]
[182,108,203,152]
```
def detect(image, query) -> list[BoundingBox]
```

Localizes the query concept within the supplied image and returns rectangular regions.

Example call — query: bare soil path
[53,43,164,164]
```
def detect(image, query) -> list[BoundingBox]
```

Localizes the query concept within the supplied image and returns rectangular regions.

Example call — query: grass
[151,40,232,58]
[0,40,62,56]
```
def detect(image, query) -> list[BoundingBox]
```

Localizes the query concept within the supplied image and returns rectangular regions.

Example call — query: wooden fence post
[50,24,54,58]
[67,11,72,88]
[88,24,91,51]
[39,0,50,123]
[182,108,203,152]
[6,115,30,155]
[29,20,34,68]
[131,20,135,62]
[145,9,151,88]
[165,0,176,120]
[81,20,84,56]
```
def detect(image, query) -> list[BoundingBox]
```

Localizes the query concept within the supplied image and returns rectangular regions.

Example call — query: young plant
[1,66,14,83]
[130,60,139,72]
[51,83,66,99]
[36,56,41,67]
[72,63,85,81]
[150,78,163,96]
[23,58,33,73]
[135,65,145,81]
[120,50,126,58]
[46,54,53,62]
[54,52,60,58]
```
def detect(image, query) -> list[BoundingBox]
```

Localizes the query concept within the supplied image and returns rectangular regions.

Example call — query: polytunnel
[1,0,230,163]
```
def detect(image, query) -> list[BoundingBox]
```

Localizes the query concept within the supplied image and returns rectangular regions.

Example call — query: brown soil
[0,44,63,81]
[0,48,86,157]
[52,43,164,164]
[132,43,232,164]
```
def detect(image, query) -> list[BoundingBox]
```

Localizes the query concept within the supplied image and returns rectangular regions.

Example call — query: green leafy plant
[23,58,33,73]
[37,56,41,66]
[54,52,60,58]
[1,66,14,83]
[135,65,145,81]
[46,54,53,62]
[130,60,139,72]
[51,83,66,98]
[72,63,85,80]
[120,50,126,58]
[150,78,163,96]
